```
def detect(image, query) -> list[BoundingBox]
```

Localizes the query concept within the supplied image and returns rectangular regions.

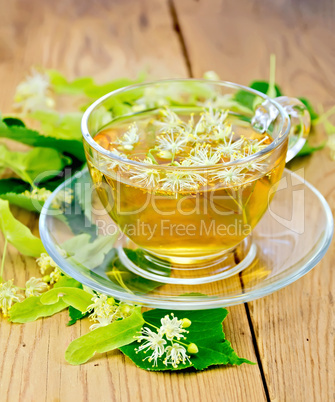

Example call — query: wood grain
[0,1,266,401]
[174,0,335,400]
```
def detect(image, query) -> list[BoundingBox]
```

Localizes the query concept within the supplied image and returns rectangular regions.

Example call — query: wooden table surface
[0,1,334,401]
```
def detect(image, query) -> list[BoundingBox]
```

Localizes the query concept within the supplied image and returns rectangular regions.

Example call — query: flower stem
[143,320,160,330]
[0,238,8,283]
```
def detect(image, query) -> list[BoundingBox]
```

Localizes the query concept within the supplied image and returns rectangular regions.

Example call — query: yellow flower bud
[42,275,50,283]
[120,304,131,314]
[107,297,115,305]
[187,343,198,354]
[181,318,192,328]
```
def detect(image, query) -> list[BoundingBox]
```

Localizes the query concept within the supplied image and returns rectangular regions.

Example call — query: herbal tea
[86,107,287,259]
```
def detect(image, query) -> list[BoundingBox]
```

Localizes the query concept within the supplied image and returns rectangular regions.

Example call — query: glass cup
[81,80,310,280]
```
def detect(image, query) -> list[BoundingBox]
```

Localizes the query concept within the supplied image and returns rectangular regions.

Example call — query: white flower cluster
[96,106,270,193]
[51,188,74,210]
[36,252,65,284]
[0,280,23,316]
[86,293,133,331]
[135,313,198,368]
[13,69,55,113]
[23,187,52,202]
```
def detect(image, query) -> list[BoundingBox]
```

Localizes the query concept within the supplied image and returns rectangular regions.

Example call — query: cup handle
[274,96,311,162]
[251,96,311,162]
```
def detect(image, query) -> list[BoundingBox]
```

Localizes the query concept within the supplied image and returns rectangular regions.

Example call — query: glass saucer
[39,168,333,310]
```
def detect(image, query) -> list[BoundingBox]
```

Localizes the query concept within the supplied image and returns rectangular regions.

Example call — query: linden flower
[213,124,233,142]
[49,267,62,284]
[0,280,24,316]
[213,166,246,185]
[135,327,167,367]
[51,188,74,210]
[36,252,58,275]
[216,135,244,159]
[98,149,129,171]
[195,106,228,135]
[133,86,170,111]
[23,188,52,202]
[160,169,205,193]
[155,108,185,133]
[244,160,266,173]
[89,315,114,331]
[156,133,188,156]
[25,277,48,297]
[163,343,192,368]
[188,144,221,166]
[129,158,160,189]
[14,69,54,113]
[159,313,188,341]
[244,136,269,155]
[117,123,140,150]
[87,293,116,321]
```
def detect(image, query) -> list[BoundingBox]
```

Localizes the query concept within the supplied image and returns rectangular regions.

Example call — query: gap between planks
[168,1,271,399]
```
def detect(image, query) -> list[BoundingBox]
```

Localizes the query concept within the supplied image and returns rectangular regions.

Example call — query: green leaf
[67,306,89,326]
[296,141,325,157]
[29,110,83,140]
[234,80,282,110]
[40,287,93,312]
[0,117,85,161]
[0,178,40,212]
[65,307,144,365]
[3,117,25,127]
[106,248,171,293]
[62,233,117,269]
[84,75,145,100]
[120,309,254,371]
[0,199,45,257]
[0,144,71,184]
[47,70,95,95]
[8,296,68,323]
[299,97,319,121]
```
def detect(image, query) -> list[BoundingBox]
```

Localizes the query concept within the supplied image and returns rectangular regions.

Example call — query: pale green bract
[40,287,93,312]
[0,199,45,257]
[65,307,144,365]
[62,233,118,269]
[8,277,83,323]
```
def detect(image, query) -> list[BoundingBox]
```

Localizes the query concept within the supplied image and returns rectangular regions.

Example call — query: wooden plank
[173,0,335,400]
[0,0,266,401]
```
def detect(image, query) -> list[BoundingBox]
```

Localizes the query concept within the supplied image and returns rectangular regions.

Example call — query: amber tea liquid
[87,109,287,260]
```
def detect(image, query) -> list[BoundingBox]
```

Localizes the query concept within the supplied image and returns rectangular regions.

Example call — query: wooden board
[174,0,335,400]
[0,0,268,401]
